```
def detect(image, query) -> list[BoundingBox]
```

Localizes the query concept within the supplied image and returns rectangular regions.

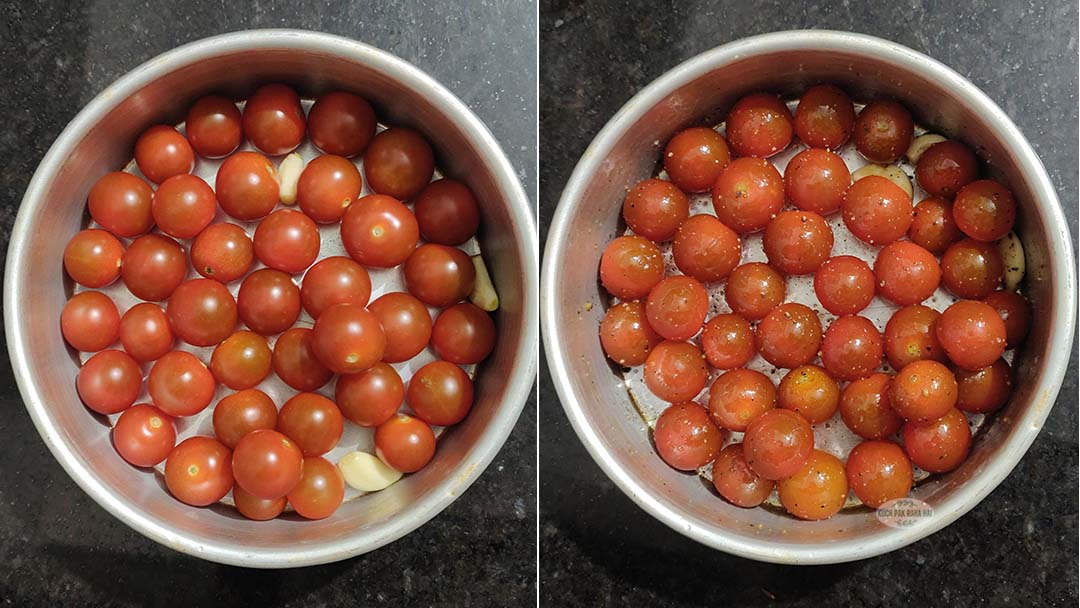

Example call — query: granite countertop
[539,1,1077,606]
[0,2,536,606]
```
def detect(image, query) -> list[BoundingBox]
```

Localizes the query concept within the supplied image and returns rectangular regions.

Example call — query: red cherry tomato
[277,393,344,457]
[215,151,279,221]
[777,364,840,424]
[672,214,741,283]
[762,210,834,275]
[956,358,1013,414]
[301,256,372,318]
[936,300,1007,371]
[134,125,194,184]
[839,373,902,440]
[711,443,774,508]
[88,172,154,238]
[725,93,793,157]
[414,179,482,246]
[783,148,851,215]
[820,315,883,381]
[853,100,913,163]
[77,350,142,415]
[983,290,1031,349]
[873,241,941,306]
[711,157,785,233]
[164,436,233,507]
[755,303,822,369]
[167,279,238,347]
[190,223,254,283]
[210,330,271,390]
[152,174,216,239]
[185,94,242,158]
[725,262,785,321]
[307,91,376,157]
[271,327,334,392]
[367,291,433,363]
[941,238,1003,299]
[287,456,345,520]
[121,234,187,302]
[253,209,321,274]
[336,362,405,427]
[600,300,662,367]
[212,388,278,449]
[375,413,437,473]
[233,484,286,521]
[890,360,958,422]
[915,140,978,197]
[407,361,474,426]
[742,409,814,480]
[845,440,913,508]
[61,291,120,352]
[778,450,847,521]
[653,402,723,471]
[310,303,387,374]
[297,154,363,223]
[813,255,874,316]
[883,305,946,370]
[403,244,476,308]
[953,180,1016,242]
[700,313,755,370]
[113,404,176,467]
[232,429,304,499]
[643,341,708,403]
[363,127,435,200]
[148,351,216,417]
[432,303,496,364]
[236,269,300,336]
[902,408,971,473]
[663,126,730,193]
[340,194,420,268]
[842,176,913,246]
[64,229,124,288]
[119,302,174,362]
[707,368,777,432]
[794,84,855,149]
[598,235,665,300]
[622,178,689,242]
[242,83,306,155]
[645,275,709,341]
[909,196,963,254]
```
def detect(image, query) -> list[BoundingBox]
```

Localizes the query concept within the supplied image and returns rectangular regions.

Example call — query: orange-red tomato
[135,125,194,184]
[813,255,875,316]
[725,262,785,321]
[310,303,386,374]
[233,484,287,521]
[336,362,404,427]
[755,303,822,369]
[340,194,419,268]
[820,315,883,381]
[622,178,689,242]
[915,140,978,197]
[236,269,301,336]
[300,256,372,319]
[212,389,278,449]
[277,393,345,457]
[700,313,755,370]
[297,154,363,223]
[783,148,850,215]
[375,414,437,473]
[983,290,1031,349]
[408,361,474,426]
[672,214,741,283]
[87,172,154,238]
[600,300,662,367]
[883,305,946,370]
[307,91,376,157]
[711,443,774,508]
[762,210,834,275]
[902,408,971,473]
[112,404,176,467]
[842,176,913,246]
[185,95,242,158]
[743,409,814,480]
[890,360,958,422]
[164,436,233,507]
[64,229,124,288]
[367,291,433,363]
[242,83,306,155]
[403,244,476,308]
[663,127,730,192]
[778,450,847,520]
[644,275,709,341]
[121,234,187,302]
[232,429,304,500]
[210,330,272,390]
[432,303,496,364]
[874,241,941,306]
[653,401,724,471]
[272,327,334,392]
[598,235,665,300]
[909,196,962,254]
[643,341,708,403]
[77,350,142,415]
[935,300,1007,371]
[853,100,913,163]
[167,278,238,347]
[61,291,120,352]
[148,351,216,417]
[151,174,216,239]
[777,364,840,424]
[839,373,902,440]
[794,84,855,149]
[725,93,793,157]
[845,440,913,508]
[253,209,321,274]
[119,302,174,362]
[215,151,279,221]
[953,179,1016,242]
[190,223,254,283]
[707,368,777,432]
[287,456,345,520]
[711,157,785,233]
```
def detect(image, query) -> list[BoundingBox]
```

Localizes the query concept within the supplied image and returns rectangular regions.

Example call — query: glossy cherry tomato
[845,440,913,508]
[762,210,834,275]
[277,393,344,457]
[190,223,254,283]
[915,140,978,197]
[242,83,305,155]
[78,350,141,415]
[403,244,475,307]
[375,414,437,473]
[368,291,433,363]
[725,262,785,321]
[288,456,345,519]
[941,239,1003,299]
[839,373,903,440]
[61,291,119,352]
[88,172,154,238]
[301,256,372,318]
[253,209,321,274]
[778,364,840,424]
[953,180,1016,242]
[232,429,304,499]
[707,368,777,432]
[755,303,822,369]
[956,358,1012,414]
[310,303,387,373]
[215,151,279,221]
[336,362,404,427]
[742,409,814,480]
[902,408,971,473]
[671,214,741,283]
[113,404,176,467]
[134,125,194,184]
[778,450,847,520]
[64,229,123,288]
[653,401,723,471]
[164,436,233,507]
[700,313,755,370]
[297,154,363,223]
[725,93,793,157]
[663,126,730,193]
[148,351,215,417]
[340,194,419,268]
[432,303,496,364]
[873,240,941,306]
[414,179,482,246]
[167,278,238,346]
[119,302,174,362]
[307,91,376,157]
[236,269,300,336]
[794,84,855,149]
[600,300,662,367]
[272,327,334,391]
[711,157,785,233]
[890,360,958,422]
[813,256,874,316]
[598,236,664,300]
[983,290,1031,349]
[210,330,271,390]
[121,234,187,302]
[853,100,913,163]
[783,148,851,215]
[711,443,774,508]
[622,178,689,242]
[645,275,709,341]
[643,341,708,403]
[152,174,216,239]
[936,300,1007,371]
[820,316,883,381]
[842,176,913,246]
[909,196,962,254]
[233,484,287,521]
[883,305,946,370]
[212,388,278,449]
[185,94,242,158]
[408,361,474,426]
[363,127,435,199]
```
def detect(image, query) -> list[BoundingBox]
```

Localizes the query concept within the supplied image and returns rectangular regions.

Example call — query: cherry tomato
[414,179,482,246]
[403,244,475,307]
[883,305,946,370]
[783,148,851,215]
[253,209,321,274]
[842,176,913,246]
[725,262,785,321]
[711,157,785,233]
[210,330,271,390]
[119,302,174,362]
[983,290,1031,349]
[873,240,941,306]
[794,84,855,149]
[742,409,814,480]
[915,140,978,197]
[134,125,194,184]
[113,404,176,467]
[215,151,279,221]
[643,341,708,403]
[853,100,913,163]
[902,408,971,473]
[663,126,730,192]
[272,327,334,392]
[340,194,419,268]
[61,291,119,352]
[711,443,774,508]
[363,127,435,200]
[890,360,958,422]
[432,303,496,364]
[148,351,215,417]
[645,275,709,341]
[762,210,834,275]
[368,291,433,363]
[375,413,437,473]
[909,196,962,254]
[121,234,187,302]
[336,362,404,427]
[164,436,233,507]
[953,180,1016,242]
[725,93,793,157]
[277,393,344,457]
[622,178,689,242]
[956,358,1013,414]
[88,172,154,238]
[778,450,847,520]
[151,174,216,239]
[190,223,254,283]
[64,229,123,288]
[236,269,300,335]
[700,313,755,370]
[845,440,913,508]
[310,303,387,374]
[820,316,883,381]
[185,94,242,158]
[212,388,278,449]
[288,456,345,519]
[672,214,741,283]
[707,368,777,432]
[407,361,474,426]
[653,402,723,471]
[167,279,238,346]
[839,373,902,440]
[942,239,1003,300]
[242,83,305,155]
[301,256,372,318]
[232,429,304,499]
[813,255,874,316]
[307,91,376,157]
[598,235,665,300]
[77,350,141,415]
[297,154,363,223]
[233,484,286,521]
[600,300,662,367]
[778,364,840,424]
[755,303,822,369]
[936,300,1007,371]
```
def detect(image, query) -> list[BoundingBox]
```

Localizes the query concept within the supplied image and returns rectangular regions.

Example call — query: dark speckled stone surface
[539,1,1077,606]
[0,2,536,606]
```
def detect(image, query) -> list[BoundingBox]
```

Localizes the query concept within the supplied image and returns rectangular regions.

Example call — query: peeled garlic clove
[906,133,947,165]
[277,152,304,205]
[997,231,1025,291]
[338,451,403,492]
[470,254,499,311]
[851,164,914,199]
